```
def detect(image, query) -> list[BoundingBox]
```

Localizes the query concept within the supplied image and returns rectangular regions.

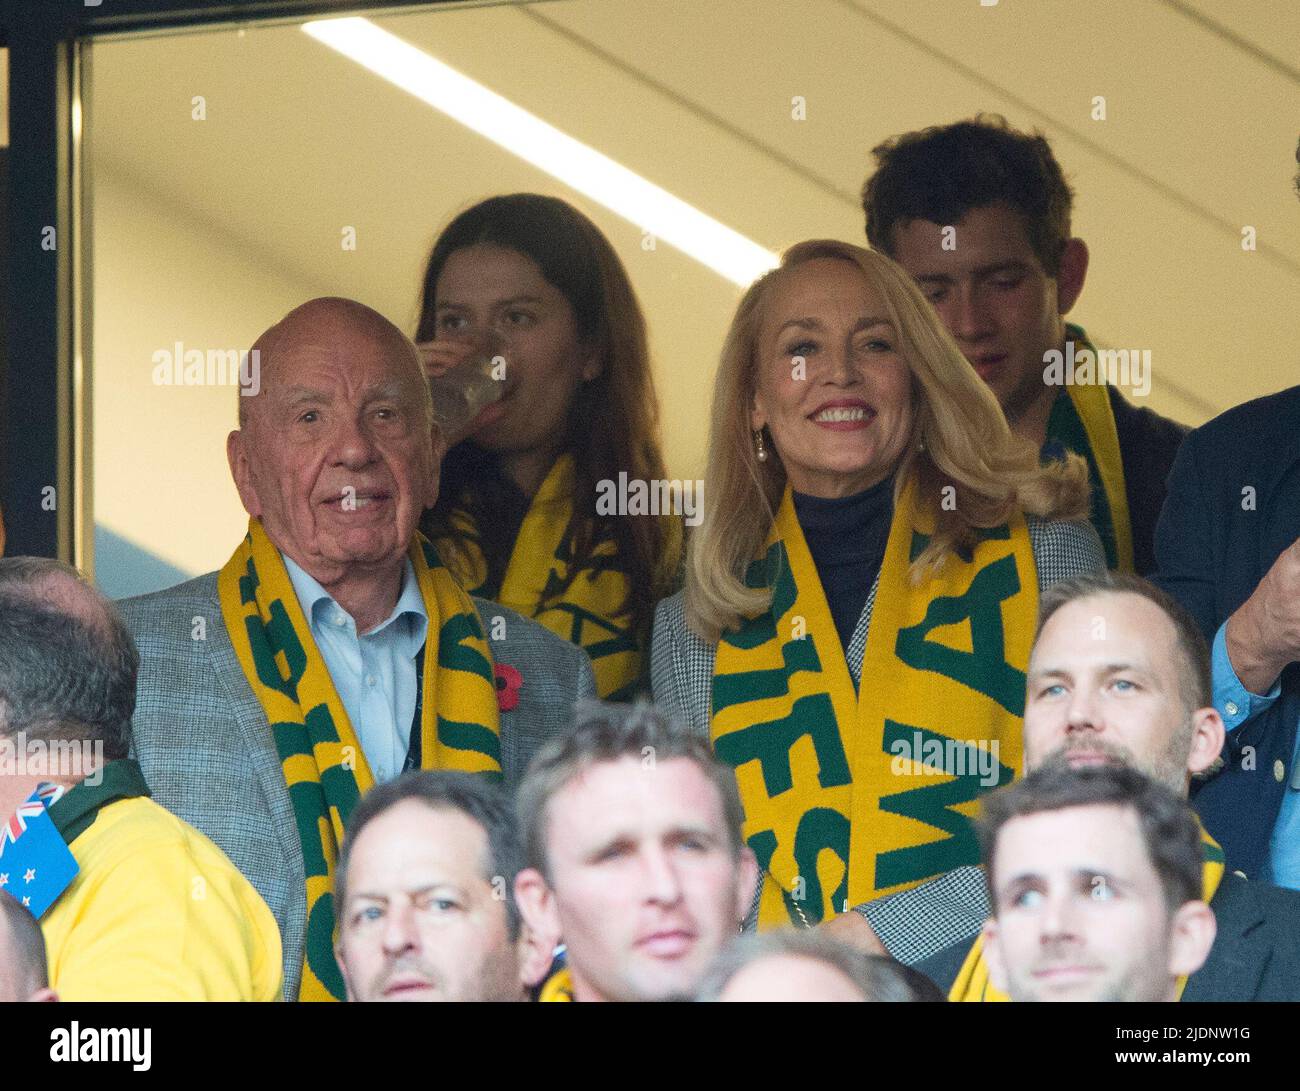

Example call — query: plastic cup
[427,331,508,439]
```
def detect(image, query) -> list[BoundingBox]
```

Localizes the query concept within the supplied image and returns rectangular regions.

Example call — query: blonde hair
[685,240,1089,643]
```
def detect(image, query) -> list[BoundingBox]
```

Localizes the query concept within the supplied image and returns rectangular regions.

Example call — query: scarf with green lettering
[218,519,502,1001]
[711,475,1035,928]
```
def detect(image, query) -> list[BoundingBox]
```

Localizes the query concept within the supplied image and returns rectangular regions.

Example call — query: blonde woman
[651,240,1103,932]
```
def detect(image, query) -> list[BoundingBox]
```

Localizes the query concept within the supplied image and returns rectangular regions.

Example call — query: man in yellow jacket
[0,557,281,1001]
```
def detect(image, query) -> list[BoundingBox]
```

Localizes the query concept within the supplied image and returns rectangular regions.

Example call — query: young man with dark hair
[333,771,551,1002]
[863,115,1186,575]
[514,701,758,1002]
[977,762,1215,1002]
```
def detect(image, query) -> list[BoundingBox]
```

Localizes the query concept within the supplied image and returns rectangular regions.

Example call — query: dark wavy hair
[863,114,1075,277]
[416,194,672,636]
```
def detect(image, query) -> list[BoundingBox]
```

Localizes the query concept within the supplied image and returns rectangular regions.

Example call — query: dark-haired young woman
[416,193,681,700]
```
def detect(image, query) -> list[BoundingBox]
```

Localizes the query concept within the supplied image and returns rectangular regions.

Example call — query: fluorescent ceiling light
[303,17,778,286]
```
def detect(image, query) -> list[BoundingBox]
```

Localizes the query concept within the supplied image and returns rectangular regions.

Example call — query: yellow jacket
[42,761,282,1001]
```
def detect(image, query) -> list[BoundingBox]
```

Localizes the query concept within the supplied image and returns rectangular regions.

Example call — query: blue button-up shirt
[1211,622,1299,888]
[283,554,429,784]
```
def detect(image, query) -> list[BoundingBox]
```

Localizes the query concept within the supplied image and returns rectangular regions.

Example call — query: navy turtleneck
[792,474,895,652]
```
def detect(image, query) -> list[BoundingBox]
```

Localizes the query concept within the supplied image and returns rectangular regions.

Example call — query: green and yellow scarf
[950,826,1227,1001]
[435,454,682,700]
[711,475,1036,928]
[537,966,575,1002]
[1045,324,1134,572]
[218,519,502,1002]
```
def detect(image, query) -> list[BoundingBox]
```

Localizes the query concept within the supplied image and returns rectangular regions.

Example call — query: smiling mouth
[808,403,876,429]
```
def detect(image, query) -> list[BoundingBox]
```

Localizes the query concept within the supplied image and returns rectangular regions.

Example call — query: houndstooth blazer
[119,572,595,1001]
[651,515,1104,929]
[651,515,1105,737]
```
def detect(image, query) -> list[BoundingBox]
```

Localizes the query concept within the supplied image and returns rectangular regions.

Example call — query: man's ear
[333,941,355,1003]
[1167,899,1216,984]
[513,869,561,957]
[1055,238,1089,315]
[515,919,558,991]
[1187,708,1227,778]
[734,846,760,924]
[981,918,1009,995]
[227,430,262,518]
[28,986,58,1003]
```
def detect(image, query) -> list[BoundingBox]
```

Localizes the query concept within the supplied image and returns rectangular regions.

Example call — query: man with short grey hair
[0,890,57,1002]
[120,298,594,1001]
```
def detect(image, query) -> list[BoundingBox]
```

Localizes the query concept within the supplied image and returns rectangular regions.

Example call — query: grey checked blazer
[119,572,595,1001]
[651,515,1105,736]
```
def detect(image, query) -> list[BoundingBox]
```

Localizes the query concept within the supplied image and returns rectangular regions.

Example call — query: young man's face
[983,803,1208,1002]
[335,800,528,1002]
[889,203,1069,423]
[517,756,757,1002]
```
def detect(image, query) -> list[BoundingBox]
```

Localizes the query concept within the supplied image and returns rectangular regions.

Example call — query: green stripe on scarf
[711,475,1036,928]
[1045,324,1134,572]
[218,520,502,1001]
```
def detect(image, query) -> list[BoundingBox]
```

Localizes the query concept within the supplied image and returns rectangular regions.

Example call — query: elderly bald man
[120,298,594,1001]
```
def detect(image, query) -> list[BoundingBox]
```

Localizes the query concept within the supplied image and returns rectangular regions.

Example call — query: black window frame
[2,0,463,560]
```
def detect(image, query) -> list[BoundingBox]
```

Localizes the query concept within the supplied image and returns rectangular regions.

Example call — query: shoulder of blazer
[1185,385,1300,458]
[468,596,591,694]
[470,597,576,658]
[1107,382,1190,449]
[117,571,223,633]
[1212,871,1300,938]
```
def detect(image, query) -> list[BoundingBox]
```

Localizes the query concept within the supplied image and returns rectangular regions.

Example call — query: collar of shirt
[281,553,429,657]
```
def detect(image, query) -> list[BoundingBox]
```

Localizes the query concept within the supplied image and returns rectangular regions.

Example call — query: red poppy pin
[495,663,522,712]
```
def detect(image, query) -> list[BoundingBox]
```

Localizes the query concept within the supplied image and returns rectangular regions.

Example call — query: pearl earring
[755,429,767,462]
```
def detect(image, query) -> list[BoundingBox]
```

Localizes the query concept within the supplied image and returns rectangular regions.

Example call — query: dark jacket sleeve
[914,935,978,995]
[1109,385,1188,578]
[1150,387,1300,879]
[1150,418,1220,642]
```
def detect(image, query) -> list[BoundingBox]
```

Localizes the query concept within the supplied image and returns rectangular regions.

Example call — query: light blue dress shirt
[1211,622,1298,889]
[283,554,429,784]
